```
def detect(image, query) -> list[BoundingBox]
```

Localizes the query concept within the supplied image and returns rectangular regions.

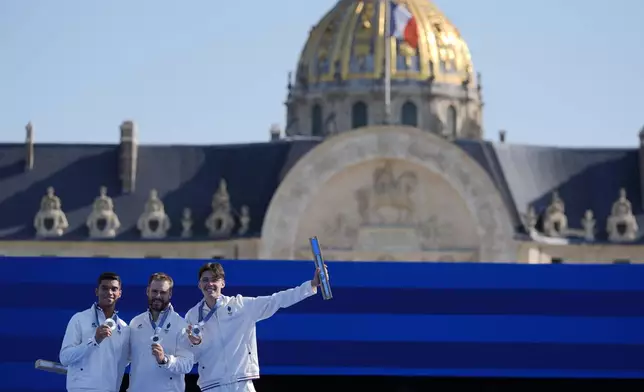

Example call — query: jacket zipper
[215,312,229,378]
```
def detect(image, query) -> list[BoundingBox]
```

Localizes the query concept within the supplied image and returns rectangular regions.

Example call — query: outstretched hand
[311,264,329,288]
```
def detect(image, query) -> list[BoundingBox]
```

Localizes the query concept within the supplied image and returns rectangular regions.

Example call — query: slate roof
[0,137,641,244]
[0,140,319,241]
[492,143,642,243]
[457,139,642,243]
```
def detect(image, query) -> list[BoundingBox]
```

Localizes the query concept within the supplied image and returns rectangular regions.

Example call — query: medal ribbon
[94,303,120,330]
[149,306,171,335]
[197,299,221,326]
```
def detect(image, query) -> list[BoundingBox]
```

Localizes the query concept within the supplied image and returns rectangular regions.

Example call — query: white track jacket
[185,281,316,391]
[59,304,130,392]
[127,305,194,392]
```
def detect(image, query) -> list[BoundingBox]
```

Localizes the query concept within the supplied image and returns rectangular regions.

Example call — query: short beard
[148,298,168,312]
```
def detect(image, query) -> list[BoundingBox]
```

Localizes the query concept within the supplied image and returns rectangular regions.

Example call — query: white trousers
[212,380,256,392]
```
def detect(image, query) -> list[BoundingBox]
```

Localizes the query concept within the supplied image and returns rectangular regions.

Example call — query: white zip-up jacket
[59,304,130,392]
[185,280,316,391]
[127,305,195,392]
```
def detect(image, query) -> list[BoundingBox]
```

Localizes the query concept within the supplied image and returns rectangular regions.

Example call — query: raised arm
[59,315,99,366]
[244,280,317,322]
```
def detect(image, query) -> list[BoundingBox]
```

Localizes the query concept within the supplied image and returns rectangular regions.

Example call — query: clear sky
[1,0,642,148]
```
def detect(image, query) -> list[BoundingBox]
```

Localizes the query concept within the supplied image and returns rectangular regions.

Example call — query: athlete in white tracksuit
[59,272,130,392]
[127,273,194,392]
[184,262,327,392]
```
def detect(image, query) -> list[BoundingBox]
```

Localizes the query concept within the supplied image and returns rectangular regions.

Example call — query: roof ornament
[238,206,251,236]
[607,188,638,242]
[137,189,171,239]
[25,121,34,171]
[542,191,568,237]
[34,187,69,238]
[581,210,595,241]
[206,179,235,238]
[86,186,120,239]
[522,204,537,234]
[181,208,193,238]
[287,71,293,94]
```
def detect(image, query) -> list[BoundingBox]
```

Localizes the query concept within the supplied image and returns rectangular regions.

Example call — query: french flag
[390,1,419,49]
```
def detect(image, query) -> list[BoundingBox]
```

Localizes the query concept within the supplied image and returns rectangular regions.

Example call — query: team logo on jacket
[137,324,143,329]
[164,323,171,333]
[227,306,232,315]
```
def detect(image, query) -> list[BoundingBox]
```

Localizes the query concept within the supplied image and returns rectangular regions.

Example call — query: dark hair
[198,262,225,281]
[148,272,174,289]
[97,272,121,287]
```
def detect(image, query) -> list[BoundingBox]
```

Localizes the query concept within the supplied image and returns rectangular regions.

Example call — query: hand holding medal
[94,317,117,344]
[94,325,112,343]
[104,318,117,331]
[151,341,166,364]
[187,323,203,345]
[189,298,220,346]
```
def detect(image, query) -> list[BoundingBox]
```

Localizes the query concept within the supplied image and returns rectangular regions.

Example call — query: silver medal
[104,318,117,331]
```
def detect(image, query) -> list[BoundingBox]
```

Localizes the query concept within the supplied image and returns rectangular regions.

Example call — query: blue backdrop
[1,256,643,392]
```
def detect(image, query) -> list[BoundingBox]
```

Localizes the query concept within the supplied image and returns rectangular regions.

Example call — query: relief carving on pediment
[355,161,418,225]
[302,160,473,255]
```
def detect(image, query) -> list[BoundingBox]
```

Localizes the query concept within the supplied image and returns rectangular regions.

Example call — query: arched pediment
[260,126,516,262]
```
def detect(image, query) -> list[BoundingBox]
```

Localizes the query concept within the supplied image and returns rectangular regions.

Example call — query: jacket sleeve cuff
[159,355,175,368]
[87,337,100,347]
[305,280,318,296]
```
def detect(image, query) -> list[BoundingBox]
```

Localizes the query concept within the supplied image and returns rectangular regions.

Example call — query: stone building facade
[0,0,643,264]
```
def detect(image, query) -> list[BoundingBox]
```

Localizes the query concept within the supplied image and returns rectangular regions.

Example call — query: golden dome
[297,0,475,87]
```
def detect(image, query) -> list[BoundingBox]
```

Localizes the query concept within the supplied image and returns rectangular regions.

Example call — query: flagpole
[383,0,392,125]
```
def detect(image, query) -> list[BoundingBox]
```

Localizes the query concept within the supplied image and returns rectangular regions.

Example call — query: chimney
[498,129,506,143]
[119,120,138,193]
[25,122,34,171]
[270,124,281,141]
[638,126,644,208]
